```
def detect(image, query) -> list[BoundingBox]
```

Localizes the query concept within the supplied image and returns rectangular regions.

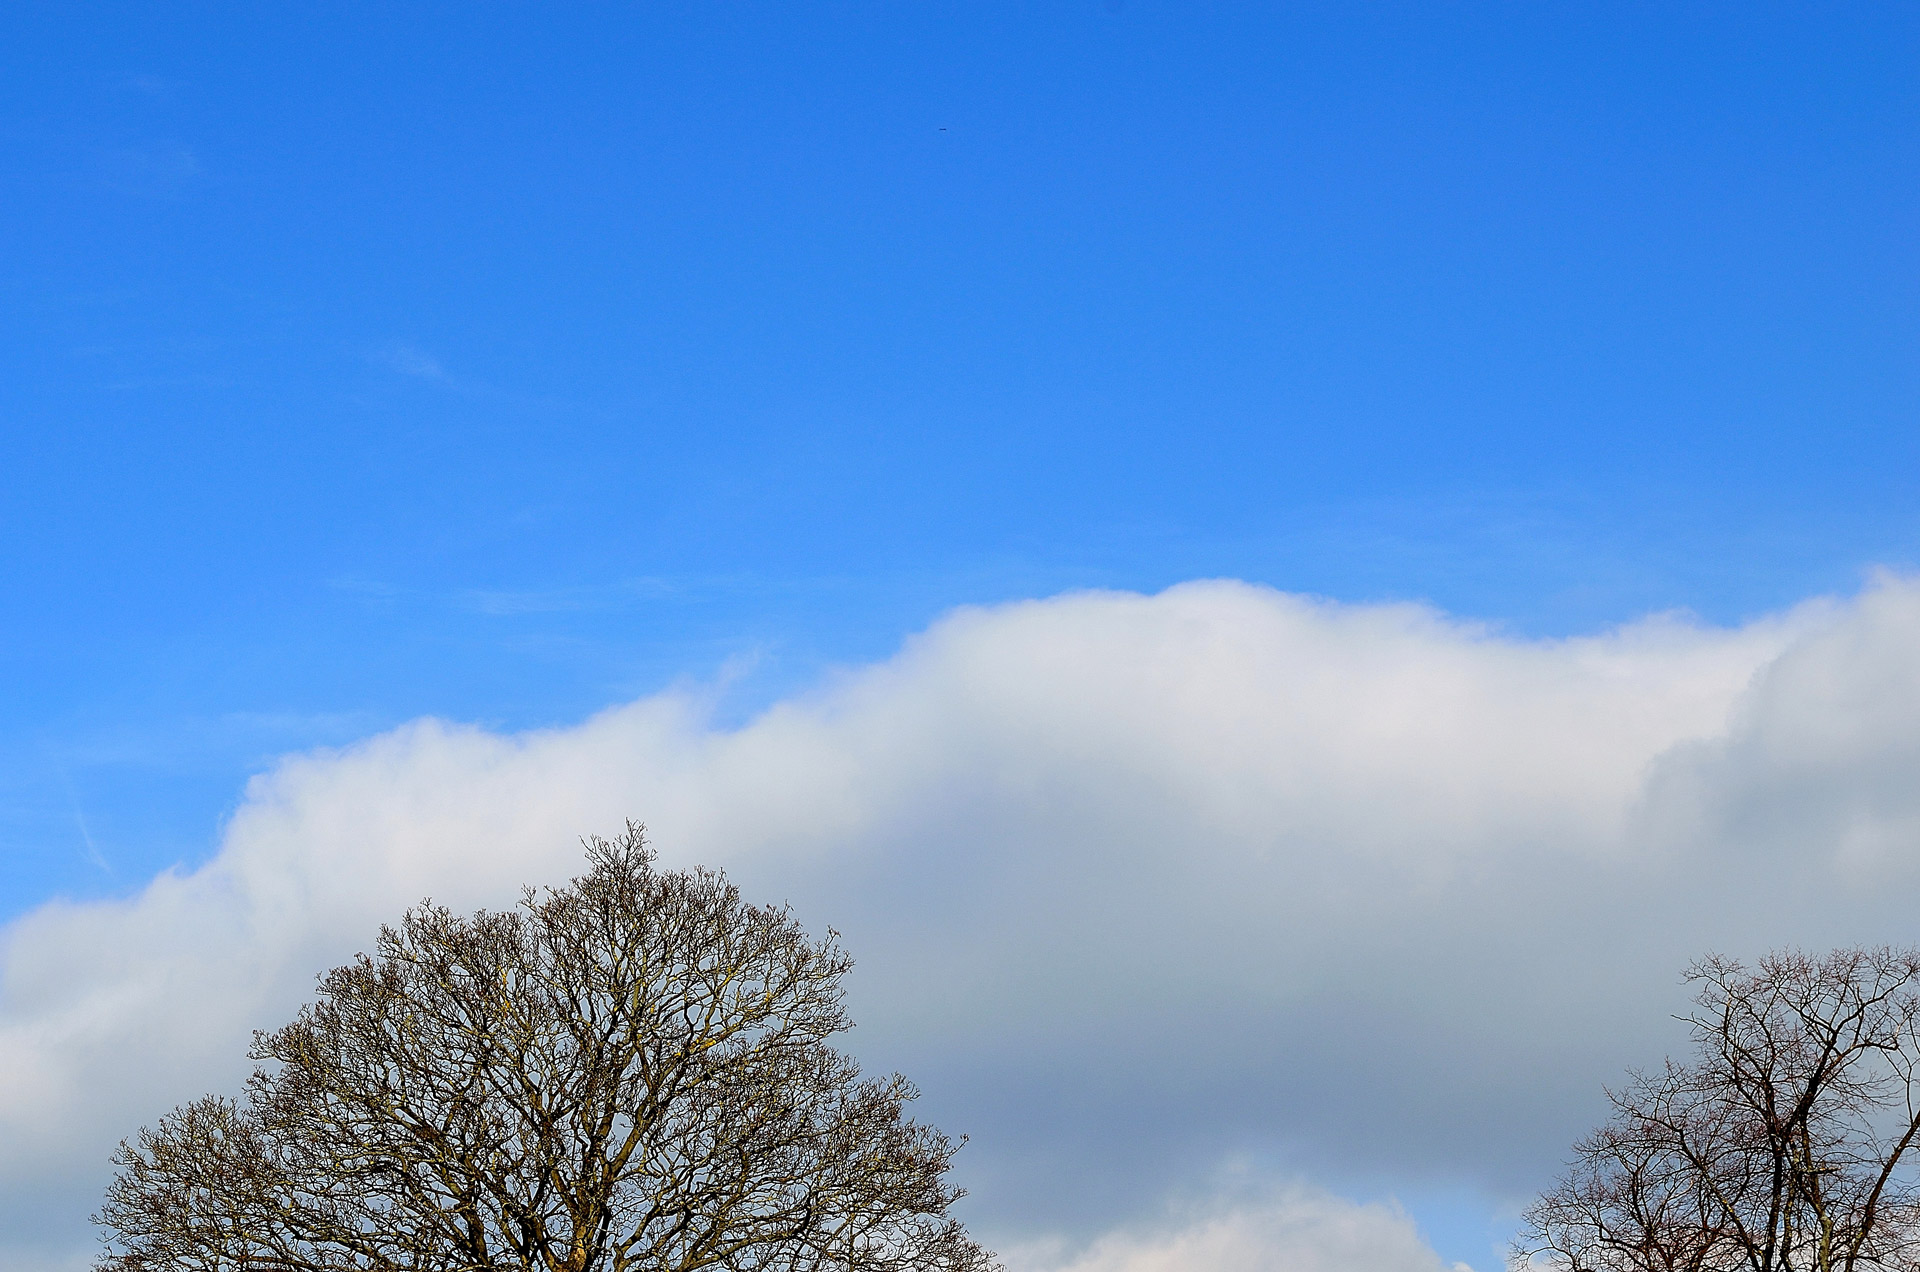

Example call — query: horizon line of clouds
[9,572,1920,1270]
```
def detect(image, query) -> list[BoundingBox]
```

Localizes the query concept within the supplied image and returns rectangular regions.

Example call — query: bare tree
[1514,947,1920,1272]
[95,826,999,1272]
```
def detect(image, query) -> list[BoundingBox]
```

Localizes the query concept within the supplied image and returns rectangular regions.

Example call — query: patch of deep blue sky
[3,3,1917,916]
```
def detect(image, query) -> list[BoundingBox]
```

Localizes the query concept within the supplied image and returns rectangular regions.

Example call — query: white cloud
[9,576,1920,1268]
[1007,1186,1465,1272]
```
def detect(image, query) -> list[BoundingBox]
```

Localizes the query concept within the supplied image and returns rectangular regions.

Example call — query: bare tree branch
[94,824,999,1272]
[1514,948,1920,1272]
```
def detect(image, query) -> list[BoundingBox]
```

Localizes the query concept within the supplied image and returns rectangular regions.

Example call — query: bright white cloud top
[8,576,1920,1271]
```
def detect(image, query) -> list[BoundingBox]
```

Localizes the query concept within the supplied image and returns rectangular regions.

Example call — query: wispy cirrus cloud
[96,141,201,199]
[370,342,448,381]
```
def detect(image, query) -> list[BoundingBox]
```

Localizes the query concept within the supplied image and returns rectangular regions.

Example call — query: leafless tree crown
[1514,947,1920,1272]
[95,825,999,1272]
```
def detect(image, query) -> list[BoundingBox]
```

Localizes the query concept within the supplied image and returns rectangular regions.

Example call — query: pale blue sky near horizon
[4,2,1917,921]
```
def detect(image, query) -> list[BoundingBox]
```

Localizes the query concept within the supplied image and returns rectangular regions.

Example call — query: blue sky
[6,4,1917,909]
[2,8,1919,1267]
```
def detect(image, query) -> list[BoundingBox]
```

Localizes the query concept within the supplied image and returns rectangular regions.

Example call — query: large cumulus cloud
[8,576,1920,1270]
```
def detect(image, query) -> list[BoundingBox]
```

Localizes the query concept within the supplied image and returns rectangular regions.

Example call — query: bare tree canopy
[95,826,998,1272]
[1515,947,1920,1272]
